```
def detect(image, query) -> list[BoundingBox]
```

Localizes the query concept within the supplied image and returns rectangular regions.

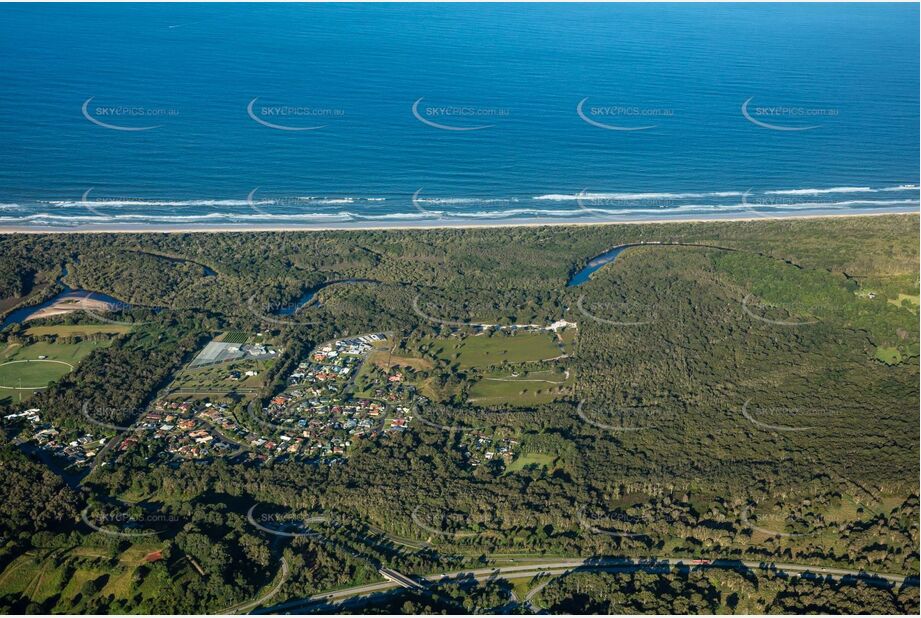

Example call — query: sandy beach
[22,296,116,322]
[0,209,916,235]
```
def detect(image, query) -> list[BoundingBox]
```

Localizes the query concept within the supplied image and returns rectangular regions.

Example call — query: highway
[378,567,423,590]
[258,556,919,614]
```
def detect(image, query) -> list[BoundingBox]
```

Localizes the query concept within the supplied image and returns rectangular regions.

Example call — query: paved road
[258,556,919,614]
[219,557,289,615]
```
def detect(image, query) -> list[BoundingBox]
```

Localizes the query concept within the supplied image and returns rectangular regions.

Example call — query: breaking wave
[764,184,919,196]
[2,183,914,228]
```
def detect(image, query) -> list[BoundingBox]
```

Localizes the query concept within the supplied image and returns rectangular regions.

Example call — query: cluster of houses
[117,400,239,460]
[285,335,383,387]
[260,334,415,460]
[109,334,415,465]
[116,398,302,463]
[4,333,420,471]
[3,408,105,467]
[460,432,519,468]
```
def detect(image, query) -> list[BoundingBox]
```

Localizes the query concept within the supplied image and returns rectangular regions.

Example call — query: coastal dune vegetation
[0,214,917,613]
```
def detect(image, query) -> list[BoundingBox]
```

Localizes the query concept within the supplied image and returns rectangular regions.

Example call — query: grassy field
[888,293,919,312]
[468,368,572,406]
[0,360,73,387]
[0,340,106,365]
[506,575,538,602]
[24,324,132,337]
[0,339,111,402]
[367,349,433,372]
[170,358,273,393]
[558,327,577,350]
[0,542,171,612]
[424,331,563,369]
[506,452,557,473]
[875,346,903,365]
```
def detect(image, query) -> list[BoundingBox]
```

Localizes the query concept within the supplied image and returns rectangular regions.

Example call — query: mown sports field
[0,335,116,402]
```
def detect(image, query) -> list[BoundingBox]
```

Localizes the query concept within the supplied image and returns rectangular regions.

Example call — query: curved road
[220,557,289,615]
[258,556,918,614]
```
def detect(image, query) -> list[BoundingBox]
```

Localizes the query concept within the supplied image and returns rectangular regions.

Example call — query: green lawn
[170,358,273,393]
[25,324,132,337]
[0,542,171,612]
[506,452,557,473]
[1,340,107,364]
[0,360,72,388]
[0,553,43,599]
[468,368,571,406]
[875,346,903,365]
[887,293,919,312]
[424,332,563,369]
[0,340,110,395]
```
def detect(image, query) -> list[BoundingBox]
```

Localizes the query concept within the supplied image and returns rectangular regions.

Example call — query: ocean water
[0,3,917,229]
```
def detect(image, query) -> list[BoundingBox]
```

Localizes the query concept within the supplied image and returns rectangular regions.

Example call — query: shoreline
[23,296,114,323]
[0,209,917,235]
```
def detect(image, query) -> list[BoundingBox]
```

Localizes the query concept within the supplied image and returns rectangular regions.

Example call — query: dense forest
[0,214,917,613]
[534,569,919,615]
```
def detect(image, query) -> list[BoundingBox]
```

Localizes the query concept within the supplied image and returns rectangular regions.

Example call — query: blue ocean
[0,3,917,229]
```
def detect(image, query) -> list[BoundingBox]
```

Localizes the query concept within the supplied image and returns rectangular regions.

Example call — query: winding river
[1,253,219,331]
[567,243,651,286]
[277,278,381,316]
[1,284,127,330]
[567,241,745,286]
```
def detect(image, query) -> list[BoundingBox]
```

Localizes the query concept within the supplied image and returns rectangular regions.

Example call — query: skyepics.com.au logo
[410,504,478,539]
[409,400,481,433]
[411,188,519,220]
[37,288,143,332]
[71,294,145,330]
[411,294,567,333]
[82,505,179,537]
[81,402,148,433]
[577,97,673,131]
[740,399,838,433]
[577,505,673,538]
[247,97,344,131]
[575,296,657,327]
[246,278,379,328]
[244,398,306,433]
[411,188,444,220]
[412,97,510,131]
[741,97,838,131]
[82,97,179,131]
[411,294,494,328]
[245,294,322,328]
[740,293,820,327]
[247,504,328,538]
[575,400,679,432]
[739,505,821,539]
[245,188,364,221]
[575,189,686,216]
[739,189,808,220]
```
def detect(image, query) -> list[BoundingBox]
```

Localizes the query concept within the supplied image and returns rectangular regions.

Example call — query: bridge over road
[378,567,423,590]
